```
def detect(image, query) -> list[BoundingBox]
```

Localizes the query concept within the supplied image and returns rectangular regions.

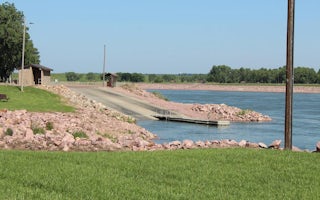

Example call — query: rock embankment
[191,104,270,122]
[0,85,156,151]
[160,139,282,151]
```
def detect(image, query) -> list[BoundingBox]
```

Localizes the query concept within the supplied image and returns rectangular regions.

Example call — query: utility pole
[103,44,106,87]
[285,0,295,150]
[20,17,26,92]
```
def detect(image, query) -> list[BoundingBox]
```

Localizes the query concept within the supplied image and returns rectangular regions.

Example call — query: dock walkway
[154,115,230,126]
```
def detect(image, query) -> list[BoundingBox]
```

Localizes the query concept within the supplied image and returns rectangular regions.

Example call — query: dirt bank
[136,83,320,93]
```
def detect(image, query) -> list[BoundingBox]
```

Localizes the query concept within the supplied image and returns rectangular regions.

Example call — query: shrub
[31,122,45,134]
[73,131,88,138]
[45,122,54,130]
[32,126,45,134]
[65,72,80,81]
[5,128,13,136]
[127,130,134,135]
[86,72,97,81]
[96,132,117,143]
[126,116,136,124]
[237,109,252,116]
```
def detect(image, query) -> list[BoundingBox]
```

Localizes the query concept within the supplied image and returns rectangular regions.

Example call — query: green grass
[236,109,252,116]
[0,149,319,199]
[31,122,46,134]
[51,73,67,82]
[51,73,102,82]
[0,86,74,112]
[96,132,118,142]
[72,131,88,138]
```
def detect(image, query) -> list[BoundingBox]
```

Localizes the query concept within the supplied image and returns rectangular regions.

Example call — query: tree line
[207,65,320,84]
[0,2,40,82]
[56,65,320,84]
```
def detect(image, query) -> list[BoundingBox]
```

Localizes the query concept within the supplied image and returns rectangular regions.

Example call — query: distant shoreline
[136,83,320,94]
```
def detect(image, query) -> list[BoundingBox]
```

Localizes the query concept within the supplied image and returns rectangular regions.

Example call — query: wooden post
[285,0,295,150]
[103,45,106,87]
[21,17,26,92]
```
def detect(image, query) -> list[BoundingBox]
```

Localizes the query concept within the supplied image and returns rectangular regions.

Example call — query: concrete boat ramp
[68,85,229,126]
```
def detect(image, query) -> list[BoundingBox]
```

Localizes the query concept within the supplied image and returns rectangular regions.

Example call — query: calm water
[138,90,320,150]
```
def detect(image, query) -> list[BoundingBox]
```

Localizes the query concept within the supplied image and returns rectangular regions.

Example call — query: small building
[18,64,53,86]
[105,73,118,87]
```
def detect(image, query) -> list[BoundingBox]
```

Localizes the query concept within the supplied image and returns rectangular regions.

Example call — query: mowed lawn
[0,85,74,112]
[0,149,319,200]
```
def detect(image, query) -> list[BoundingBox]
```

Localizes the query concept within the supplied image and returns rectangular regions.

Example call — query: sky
[3,0,320,74]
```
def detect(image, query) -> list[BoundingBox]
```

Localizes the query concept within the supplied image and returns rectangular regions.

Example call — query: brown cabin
[18,64,53,86]
[105,73,118,87]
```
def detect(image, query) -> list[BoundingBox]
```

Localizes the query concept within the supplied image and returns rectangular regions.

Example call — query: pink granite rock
[258,142,268,149]
[316,141,320,152]
[24,128,34,140]
[211,140,220,144]
[247,142,259,148]
[195,141,206,148]
[292,146,303,152]
[0,127,4,138]
[269,140,282,149]
[221,139,238,147]
[238,140,247,147]
[182,139,194,149]
[63,145,70,152]
[61,133,75,146]
[135,137,150,148]
[169,141,181,147]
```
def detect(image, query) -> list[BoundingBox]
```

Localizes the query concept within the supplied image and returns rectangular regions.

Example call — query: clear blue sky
[4,0,320,74]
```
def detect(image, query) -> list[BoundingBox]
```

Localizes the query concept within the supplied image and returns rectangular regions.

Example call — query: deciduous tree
[65,72,80,81]
[0,2,39,82]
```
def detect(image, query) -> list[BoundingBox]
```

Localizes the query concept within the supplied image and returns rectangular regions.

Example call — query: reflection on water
[137,90,320,151]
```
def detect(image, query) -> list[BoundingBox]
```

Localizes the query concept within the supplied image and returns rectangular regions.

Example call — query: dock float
[153,115,230,126]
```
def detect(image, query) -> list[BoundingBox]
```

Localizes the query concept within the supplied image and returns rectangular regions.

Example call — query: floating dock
[153,115,230,126]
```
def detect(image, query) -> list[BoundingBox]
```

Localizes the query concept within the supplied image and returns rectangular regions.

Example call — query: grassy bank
[0,86,74,112]
[0,149,319,199]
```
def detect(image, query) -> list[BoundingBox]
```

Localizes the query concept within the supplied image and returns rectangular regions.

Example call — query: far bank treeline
[55,65,320,84]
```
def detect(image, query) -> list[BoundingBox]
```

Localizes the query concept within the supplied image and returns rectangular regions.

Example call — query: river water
[137,90,320,151]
